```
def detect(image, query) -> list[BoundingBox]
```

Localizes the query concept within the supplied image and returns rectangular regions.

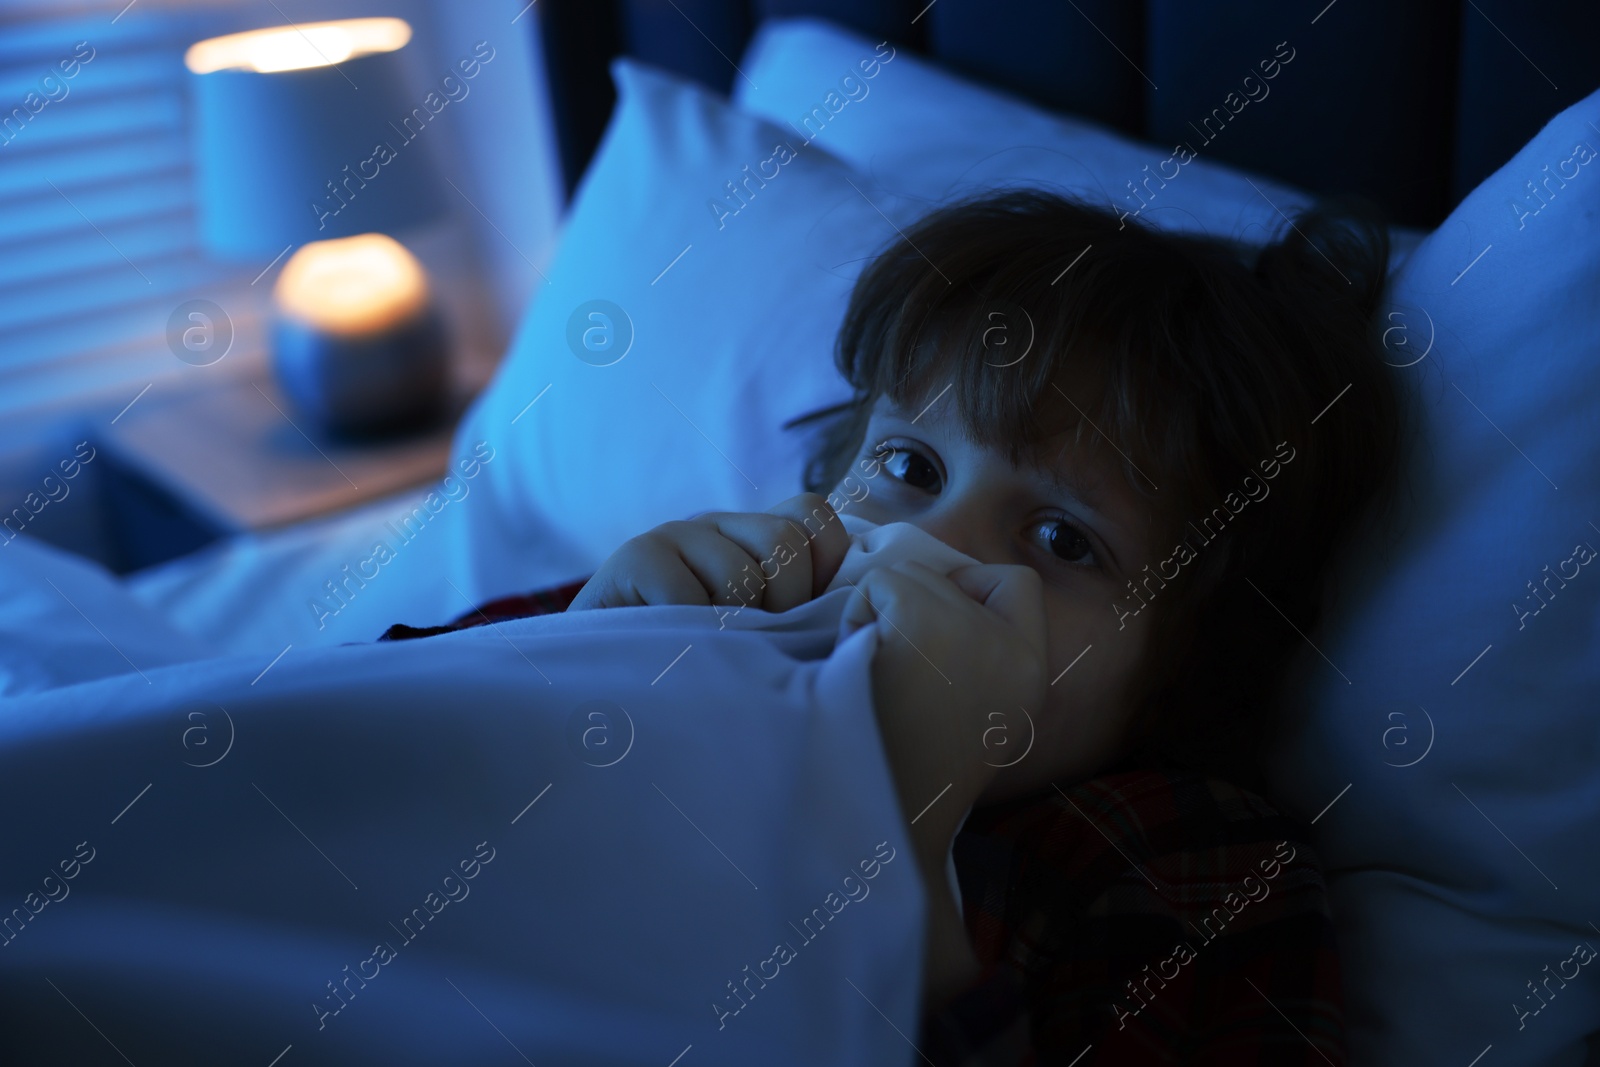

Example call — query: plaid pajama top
[924,763,1344,1065]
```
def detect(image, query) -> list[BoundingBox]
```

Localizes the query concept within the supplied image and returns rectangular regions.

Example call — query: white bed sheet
[123,480,599,659]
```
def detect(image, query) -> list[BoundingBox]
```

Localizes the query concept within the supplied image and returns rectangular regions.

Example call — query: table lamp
[185,17,450,439]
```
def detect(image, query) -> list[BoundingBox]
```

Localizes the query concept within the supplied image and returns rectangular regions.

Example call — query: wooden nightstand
[97,370,470,571]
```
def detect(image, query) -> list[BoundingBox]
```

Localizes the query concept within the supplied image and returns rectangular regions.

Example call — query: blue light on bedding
[0,572,924,1066]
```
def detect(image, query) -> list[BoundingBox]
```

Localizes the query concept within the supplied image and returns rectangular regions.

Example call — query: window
[0,3,273,429]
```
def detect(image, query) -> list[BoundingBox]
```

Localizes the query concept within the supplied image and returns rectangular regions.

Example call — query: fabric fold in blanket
[0,546,936,1065]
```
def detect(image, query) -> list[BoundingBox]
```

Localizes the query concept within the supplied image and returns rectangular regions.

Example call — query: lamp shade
[187,19,448,259]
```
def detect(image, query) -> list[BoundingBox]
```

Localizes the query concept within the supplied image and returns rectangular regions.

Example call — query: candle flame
[273,234,431,336]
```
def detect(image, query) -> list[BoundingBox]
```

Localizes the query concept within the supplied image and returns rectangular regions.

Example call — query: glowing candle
[270,234,447,438]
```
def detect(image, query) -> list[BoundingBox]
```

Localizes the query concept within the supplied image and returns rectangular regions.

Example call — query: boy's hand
[840,560,1048,862]
[567,493,851,614]
[838,560,1048,1009]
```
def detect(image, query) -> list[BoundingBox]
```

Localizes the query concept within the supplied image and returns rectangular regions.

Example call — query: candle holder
[270,234,449,440]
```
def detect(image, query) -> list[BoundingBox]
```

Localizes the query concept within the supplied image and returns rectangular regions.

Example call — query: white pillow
[1270,87,1600,1066]
[735,17,1311,243]
[451,59,922,574]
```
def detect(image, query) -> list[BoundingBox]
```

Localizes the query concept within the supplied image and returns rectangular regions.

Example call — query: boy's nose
[908,507,985,563]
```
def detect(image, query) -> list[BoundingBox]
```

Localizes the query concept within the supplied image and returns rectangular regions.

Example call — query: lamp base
[270,308,449,441]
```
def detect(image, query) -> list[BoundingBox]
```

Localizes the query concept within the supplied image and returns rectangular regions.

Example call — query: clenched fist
[839,560,1049,857]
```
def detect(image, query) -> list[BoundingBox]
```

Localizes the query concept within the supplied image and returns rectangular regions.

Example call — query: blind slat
[0,46,176,103]
[0,88,183,153]
[0,168,191,244]
[0,11,190,65]
[0,129,188,197]
[0,210,197,292]
[0,258,254,373]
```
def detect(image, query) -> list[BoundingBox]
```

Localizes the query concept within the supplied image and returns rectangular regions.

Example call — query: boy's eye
[1034,518,1098,568]
[879,442,942,491]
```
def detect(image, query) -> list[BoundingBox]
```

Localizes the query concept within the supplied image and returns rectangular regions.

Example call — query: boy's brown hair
[787,189,1403,793]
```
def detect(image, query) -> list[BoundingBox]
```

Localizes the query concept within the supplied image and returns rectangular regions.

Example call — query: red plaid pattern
[377,578,590,641]
[924,763,1344,1065]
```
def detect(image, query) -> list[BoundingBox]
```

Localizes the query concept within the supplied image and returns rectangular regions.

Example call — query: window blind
[0,5,266,426]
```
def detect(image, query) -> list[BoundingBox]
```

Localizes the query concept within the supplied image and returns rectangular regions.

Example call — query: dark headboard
[532,0,1599,229]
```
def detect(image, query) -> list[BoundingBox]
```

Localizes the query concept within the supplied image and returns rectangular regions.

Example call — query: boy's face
[833,392,1163,804]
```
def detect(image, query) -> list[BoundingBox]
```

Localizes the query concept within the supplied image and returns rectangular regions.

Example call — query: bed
[4,1,1600,1063]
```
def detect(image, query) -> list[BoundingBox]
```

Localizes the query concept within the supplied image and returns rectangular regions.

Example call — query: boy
[389,190,1399,1063]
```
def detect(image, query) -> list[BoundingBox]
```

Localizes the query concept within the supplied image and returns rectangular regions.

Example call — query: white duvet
[0,516,972,1066]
